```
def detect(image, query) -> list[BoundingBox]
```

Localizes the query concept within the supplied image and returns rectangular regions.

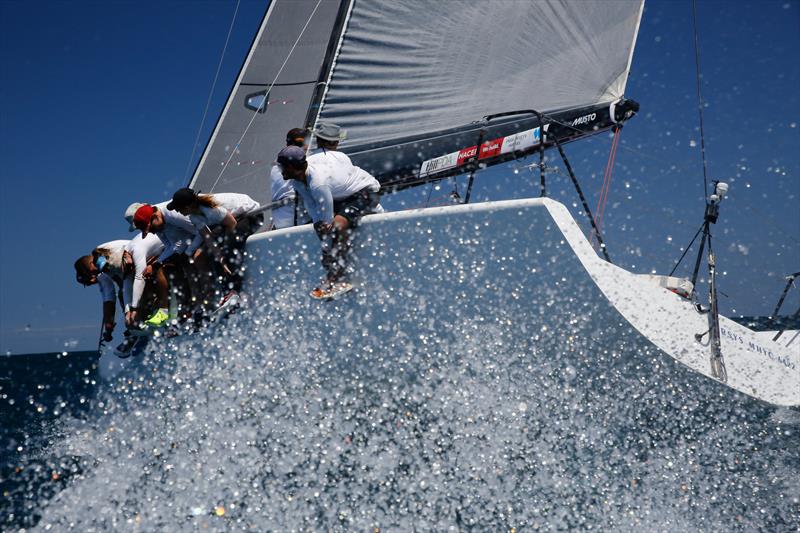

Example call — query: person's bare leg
[191,250,217,310]
[330,215,351,281]
[154,267,169,309]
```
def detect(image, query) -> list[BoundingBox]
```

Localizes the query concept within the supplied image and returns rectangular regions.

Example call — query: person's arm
[101,301,115,341]
[122,273,135,327]
[170,233,191,257]
[156,234,175,264]
[97,274,116,340]
[292,182,322,224]
[309,180,334,225]
[220,211,237,233]
[123,275,132,310]
[130,248,148,309]
[186,232,203,257]
[184,215,205,257]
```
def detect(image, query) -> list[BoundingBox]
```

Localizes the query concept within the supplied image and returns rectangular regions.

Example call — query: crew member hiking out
[74,240,128,346]
[131,202,202,320]
[123,232,169,330]
[166,188,261,310]
[270,128,310,230]
[276,145,381,299]
[307,122,384,214]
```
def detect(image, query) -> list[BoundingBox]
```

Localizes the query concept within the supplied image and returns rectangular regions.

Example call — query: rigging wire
[692,0,710,199]
[208,0,324,193]
[591,127,621,246]
[183,0,241,184]
[584,126,798,245]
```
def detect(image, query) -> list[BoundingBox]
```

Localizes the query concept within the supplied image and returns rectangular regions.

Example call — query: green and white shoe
[144,308,170,328]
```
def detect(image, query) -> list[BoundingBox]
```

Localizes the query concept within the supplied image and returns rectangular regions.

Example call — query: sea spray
[15,213,800,530]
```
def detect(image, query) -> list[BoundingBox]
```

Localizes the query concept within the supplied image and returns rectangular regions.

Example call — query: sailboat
[181,0,798,407]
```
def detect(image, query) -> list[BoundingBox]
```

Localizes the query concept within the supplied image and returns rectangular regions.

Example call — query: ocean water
[2,306,798,532]
[3,207,799,531]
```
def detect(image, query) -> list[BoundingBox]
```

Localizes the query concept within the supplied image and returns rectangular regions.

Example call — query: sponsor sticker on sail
[419,127,542,176]
[456,145,477,165]
[501,127,541,154]
[419,146,476,177]
[419,151,459,177]
[479,138,503,159]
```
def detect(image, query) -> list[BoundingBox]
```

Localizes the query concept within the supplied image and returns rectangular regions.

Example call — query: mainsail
[191,0,643,203]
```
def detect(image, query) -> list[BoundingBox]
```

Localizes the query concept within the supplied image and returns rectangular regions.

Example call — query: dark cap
[167,187,197,211]
[276,145,307,167]
[285,128,307,147]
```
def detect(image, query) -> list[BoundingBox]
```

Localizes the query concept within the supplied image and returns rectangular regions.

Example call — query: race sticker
[418,126,543,177]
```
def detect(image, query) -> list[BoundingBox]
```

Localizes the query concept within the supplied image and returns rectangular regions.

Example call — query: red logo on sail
[456,146,477,166]
[479,137,505,159]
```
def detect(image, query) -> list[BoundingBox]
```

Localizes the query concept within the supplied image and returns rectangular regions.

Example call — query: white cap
[124,202,144,232]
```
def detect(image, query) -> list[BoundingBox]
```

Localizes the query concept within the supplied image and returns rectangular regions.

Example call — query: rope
[591,127,620,246]
[208,0,324,193]
[668,220,706,277]
[692,0,710,199]
[183,0,241,184]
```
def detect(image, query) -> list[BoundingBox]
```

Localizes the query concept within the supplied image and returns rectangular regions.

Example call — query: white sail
[190,0,644,199]
[318,0,644,147]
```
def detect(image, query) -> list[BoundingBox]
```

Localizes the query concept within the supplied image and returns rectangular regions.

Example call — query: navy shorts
[334,188,381,228]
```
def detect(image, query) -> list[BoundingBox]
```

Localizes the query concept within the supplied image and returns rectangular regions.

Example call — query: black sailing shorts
[333,188,381,228]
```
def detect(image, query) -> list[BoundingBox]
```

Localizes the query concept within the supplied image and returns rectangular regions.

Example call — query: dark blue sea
[1,351,99,529]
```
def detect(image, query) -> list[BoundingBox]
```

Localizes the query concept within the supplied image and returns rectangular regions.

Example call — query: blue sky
[1,0,798,354]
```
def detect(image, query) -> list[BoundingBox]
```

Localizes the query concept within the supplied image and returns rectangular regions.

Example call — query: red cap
[133,204,155,235]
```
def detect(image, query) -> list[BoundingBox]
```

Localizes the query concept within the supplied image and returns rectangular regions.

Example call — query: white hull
[544,199,799,406]
[236,198,799,406]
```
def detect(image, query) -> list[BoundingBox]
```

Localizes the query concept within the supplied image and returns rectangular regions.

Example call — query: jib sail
[189,0,350,205]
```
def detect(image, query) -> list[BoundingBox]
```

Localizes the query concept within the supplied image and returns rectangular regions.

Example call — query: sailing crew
[74,240,129,343]
[307,122,384,214]
[123,232,169,329]
[166,189,261,306]
[276,145,381,297]
[308,122,349,165]
[131,202,202,318]
[269,128,309,230]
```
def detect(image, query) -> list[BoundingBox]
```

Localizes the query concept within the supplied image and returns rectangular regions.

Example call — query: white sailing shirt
[270,164,296,229]
[186,193,260,254]
[151,201,197,262]
[95,240,128,303]
[291,153,380,224]
[307,148,353,170]
[123,233,165,309]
